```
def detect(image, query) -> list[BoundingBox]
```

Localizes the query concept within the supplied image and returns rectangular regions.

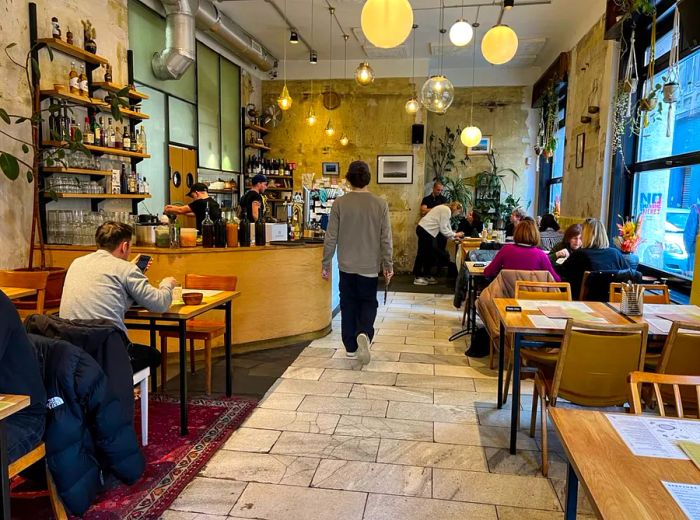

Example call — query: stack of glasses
[46,210,136,245]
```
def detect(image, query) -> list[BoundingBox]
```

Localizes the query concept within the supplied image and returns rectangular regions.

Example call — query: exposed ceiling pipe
[152,0,197,80]
[152,0,277,80]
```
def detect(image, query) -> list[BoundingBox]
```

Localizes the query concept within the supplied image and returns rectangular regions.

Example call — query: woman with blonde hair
[413,201,464,285]
[560,218,628,298]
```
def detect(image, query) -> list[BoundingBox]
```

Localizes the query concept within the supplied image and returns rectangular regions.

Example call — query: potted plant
[441,175,473,226]
[468,152,519,218]
[426,126,465,180]
[614,214,644,271]
[1,41,127,305]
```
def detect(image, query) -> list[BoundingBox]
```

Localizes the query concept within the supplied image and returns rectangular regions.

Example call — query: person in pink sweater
[484,219,561,281]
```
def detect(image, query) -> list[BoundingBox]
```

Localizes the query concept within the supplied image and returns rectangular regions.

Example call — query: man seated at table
[60,221,177,371]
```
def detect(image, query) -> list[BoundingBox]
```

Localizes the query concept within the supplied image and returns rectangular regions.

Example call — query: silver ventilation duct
[152,0,196,80]
[152,0,277,80]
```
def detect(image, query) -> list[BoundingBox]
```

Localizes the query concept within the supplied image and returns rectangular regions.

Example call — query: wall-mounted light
[290,30,299,44]
[355,62,375,85]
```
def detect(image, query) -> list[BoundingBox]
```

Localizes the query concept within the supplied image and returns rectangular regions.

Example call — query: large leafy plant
[427,126,465,180]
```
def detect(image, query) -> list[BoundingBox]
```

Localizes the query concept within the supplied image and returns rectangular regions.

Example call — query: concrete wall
[560,16,619,221]
[0,0,128,269]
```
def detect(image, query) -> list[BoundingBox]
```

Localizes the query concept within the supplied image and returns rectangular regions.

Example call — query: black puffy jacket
[29,333,145,515]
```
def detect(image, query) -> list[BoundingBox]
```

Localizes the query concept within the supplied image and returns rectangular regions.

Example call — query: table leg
[178,320,188,436]
[462,275,471,328]
[225,301,232,397]
[0,422,10,520]
[149,319,157,393]
[510,332,522,455]
[564,462,579,520]
[497,321,505,409]
[470,283,477,334]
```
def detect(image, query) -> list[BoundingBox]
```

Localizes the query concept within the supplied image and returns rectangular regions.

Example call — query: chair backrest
[629,371,700,418]
[0,270,49,314]
[580,269,642,301]
[609,283,670,304]
[185,274,238,291]
[656,320,700,412]
[514,281,572,301]
[469,249,498,262]
[552,319,648,407]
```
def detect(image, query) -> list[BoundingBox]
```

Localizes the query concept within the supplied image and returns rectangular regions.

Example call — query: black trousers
[414,225,447,277]
[128,343,162,372]
[339,272,379,352]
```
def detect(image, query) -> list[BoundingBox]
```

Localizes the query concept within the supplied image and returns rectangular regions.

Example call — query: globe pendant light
[420,3,453,114]
[461,20,482,147]
[449,19,473,46]
[482,24,518,65]
[355,61,374,86]
[361,0,414,49]
[277,0,292,110]
[405,24,420,115]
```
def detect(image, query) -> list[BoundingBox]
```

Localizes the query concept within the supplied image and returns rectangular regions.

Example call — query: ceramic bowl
[182,292,203,305]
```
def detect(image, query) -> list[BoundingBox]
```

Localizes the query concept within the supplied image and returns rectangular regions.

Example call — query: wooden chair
[529,320,648,476]
[159,274,237,394]
[629,371,700,418]
[0,270,49,320]
[609,283,670,304]
[9,443,67,519]
[502,281,572,403]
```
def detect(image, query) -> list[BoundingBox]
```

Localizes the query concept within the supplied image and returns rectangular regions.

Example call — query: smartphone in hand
[135,254,152,273]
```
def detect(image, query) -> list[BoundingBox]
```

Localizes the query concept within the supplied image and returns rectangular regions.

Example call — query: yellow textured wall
[261,78,426,271]
[0,0,128,269]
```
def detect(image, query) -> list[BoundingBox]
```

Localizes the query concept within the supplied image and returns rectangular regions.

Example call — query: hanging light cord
[329,7,333,86]
[310,0,314,96]
[411,25,416,91]
[344,34,347,79]
[469,7,480,125]
[439,0,445,75]
[283,0,287,83]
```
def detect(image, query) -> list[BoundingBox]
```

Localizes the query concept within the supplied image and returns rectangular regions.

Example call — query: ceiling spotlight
[355,62,375,86]
[310,50,318,64]
[449,19,473,47]
[290,30,299,44]
[504,0,514,10]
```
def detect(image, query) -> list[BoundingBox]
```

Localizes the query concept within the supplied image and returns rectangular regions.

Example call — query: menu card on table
[607,414,700,459]
[662,482,700,520]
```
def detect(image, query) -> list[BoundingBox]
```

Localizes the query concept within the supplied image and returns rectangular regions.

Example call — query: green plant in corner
[441,175,473,226]
[1,41,128,268]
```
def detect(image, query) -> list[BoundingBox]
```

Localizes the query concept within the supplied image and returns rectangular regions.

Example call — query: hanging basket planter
[663,82,679,104]
[639,96,658,112]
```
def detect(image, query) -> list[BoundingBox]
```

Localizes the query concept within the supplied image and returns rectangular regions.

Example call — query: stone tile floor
[162,292,596,520]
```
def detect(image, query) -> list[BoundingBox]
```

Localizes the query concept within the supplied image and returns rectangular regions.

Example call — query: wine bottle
[202,203,215,248]
[94,116,102,145]
[122,126,131,150]
[107,118,115,148]
[68,61,78,94]
[238,208,251,247]
[83,116,94,144]
[78,64,88,97]
[114,124,123,149]
[255,207,266,246]
[120,163,128,194]
[48,99,58,139]
[139,125,147,154]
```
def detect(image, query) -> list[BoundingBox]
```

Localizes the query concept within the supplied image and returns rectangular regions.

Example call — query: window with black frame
[618,0,700,287]
[538,89,567,216]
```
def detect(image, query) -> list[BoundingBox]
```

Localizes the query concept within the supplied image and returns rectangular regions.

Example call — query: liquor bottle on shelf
[238,208,251,247]
[107,118,115,148]
[202,203,215,248]
[143,176,150,194]
[278,159,284,176]
[78,65,88,97]
[120,163,128,194]
[114,124,123,149]
[69,118,79,140]
[66,27,73,45]
[128,169,138,194]
[104,64,112,83]
[51,17,61,39]
[60,102,70,141]
[138,175,145,194]
[94,116,102,146]
[83,116,94,144]
[68,61,79,94]
[138,125,147,154]
[48,99,58,139]
[130,130,138,151]
[122,126,131,150]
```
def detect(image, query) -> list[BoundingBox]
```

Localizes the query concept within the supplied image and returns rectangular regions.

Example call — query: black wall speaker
[411,124,424,145]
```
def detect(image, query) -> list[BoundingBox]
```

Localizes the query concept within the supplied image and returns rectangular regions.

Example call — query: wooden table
[494,298,634,454]
[608,303,700,336]
[461,261,490,331]
[0,287,38,299]
[550,408,700,519]
[0,394,30,520]
[125,291,240,435]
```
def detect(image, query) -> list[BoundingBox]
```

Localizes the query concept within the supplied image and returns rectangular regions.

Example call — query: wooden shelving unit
[46,193,151,200]
[42,167,113,177]
[116,107,149,120]
[244,142,271,151]
[42,140,151,159]
[92,82,149,100]
[245,123,269,135]
[40,88,107,108]
[36,37,109,65]
[266,187,293,192]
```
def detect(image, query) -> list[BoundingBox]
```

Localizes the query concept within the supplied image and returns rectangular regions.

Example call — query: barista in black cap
[239,174,268,222]
[164,182,221,232]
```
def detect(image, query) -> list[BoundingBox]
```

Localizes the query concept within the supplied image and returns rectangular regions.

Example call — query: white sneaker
[346,350,358,359]
[426,276,438,285]
[414,277,429,286]
[356,333,371,365]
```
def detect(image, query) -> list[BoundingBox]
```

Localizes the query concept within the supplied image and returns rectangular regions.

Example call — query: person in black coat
[559,219,628,299]
[0,292,46,463]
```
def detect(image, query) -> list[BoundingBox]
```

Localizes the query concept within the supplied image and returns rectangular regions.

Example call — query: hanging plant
[534,107,545,157]
[614,0,656,19]
[541,83,559,160]
[636,11,664,130]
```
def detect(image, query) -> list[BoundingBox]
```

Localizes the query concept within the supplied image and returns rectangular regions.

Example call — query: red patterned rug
[13,394,257,520]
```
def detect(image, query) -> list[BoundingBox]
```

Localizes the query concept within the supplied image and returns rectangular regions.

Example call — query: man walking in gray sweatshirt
[322,161,393,364]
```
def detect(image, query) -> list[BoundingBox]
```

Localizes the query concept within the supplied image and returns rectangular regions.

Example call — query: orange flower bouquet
[614,214,643,253]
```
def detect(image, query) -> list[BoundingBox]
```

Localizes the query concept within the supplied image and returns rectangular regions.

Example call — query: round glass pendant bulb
[405,98,420,114]
[481,24,519,65]
[325,119,335,136]
[461,126,482,147]
[420,75,454,114]
[277,84,292,111]
[306,107,317,126]
[449,19,473,47]
[355,62,375,86]
[339,134,349,146]
[361,0,414,49]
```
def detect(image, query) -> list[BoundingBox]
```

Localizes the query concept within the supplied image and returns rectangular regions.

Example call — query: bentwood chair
[530,320,648,476]
[609,283,670,304]
[9,443,67,519]
[159,274,237,394]
[502,281,573,403]
[629,371,700,418]
[0,270,49,320]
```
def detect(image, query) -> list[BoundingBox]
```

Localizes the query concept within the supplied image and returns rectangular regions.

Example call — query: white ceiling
[216,0,606,81]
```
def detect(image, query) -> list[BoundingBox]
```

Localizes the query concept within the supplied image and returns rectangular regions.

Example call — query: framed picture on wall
[467,136,492,155]
[377,155,414,184]
[576,133,585,168]
[322,162,340,176]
